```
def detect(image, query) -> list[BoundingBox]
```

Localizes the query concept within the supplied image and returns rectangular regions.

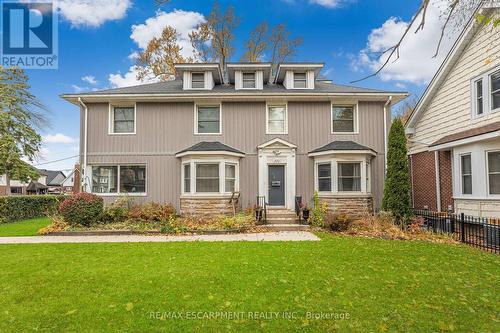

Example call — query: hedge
[0,195,67,224]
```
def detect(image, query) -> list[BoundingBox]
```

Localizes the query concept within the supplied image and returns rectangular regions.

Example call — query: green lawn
[0,234,498,332]
[0,217,51,237]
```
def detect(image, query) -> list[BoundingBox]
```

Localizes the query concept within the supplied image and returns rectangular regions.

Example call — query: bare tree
[269,24,303,77]
[136,26,190,81]
[352,0,498,83]
[242,22,269,62]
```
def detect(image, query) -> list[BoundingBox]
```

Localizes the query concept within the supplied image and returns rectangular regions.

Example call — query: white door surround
[258,138,297,209]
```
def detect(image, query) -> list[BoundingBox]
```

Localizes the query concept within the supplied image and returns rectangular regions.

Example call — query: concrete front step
[262,224,310,232]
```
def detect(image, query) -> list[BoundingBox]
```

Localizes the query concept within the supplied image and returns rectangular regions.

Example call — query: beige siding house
[406,6,500,217]
[63,62,406,216]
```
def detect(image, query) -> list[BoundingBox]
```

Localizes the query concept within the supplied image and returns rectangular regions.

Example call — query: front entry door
[268,165,285,206]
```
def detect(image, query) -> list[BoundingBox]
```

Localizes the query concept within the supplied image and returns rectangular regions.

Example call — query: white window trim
[194,102,222,135]
[191,72,206,89]
[180,156,240,196]
[470,65,500,118]
[108,103,137,135]
[489,69,500,114]
[292,72,308,89]
[90,164,147,196]
[331,102,359,134]
[313,154,370,195]
[266,102,288,134]
[240,72,257,90]
[486,150,500,198]
[459,153,472,196]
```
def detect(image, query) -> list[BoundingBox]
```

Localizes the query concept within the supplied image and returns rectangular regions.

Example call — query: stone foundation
[319,195,374,218]
[180,196,240,216]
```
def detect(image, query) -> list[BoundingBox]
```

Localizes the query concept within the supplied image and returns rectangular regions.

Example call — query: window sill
[92,193,147,197]
[453,196,500,201]
[331,131,359,135]
[318,192,372,198]
[181,193,233,199]
[108,132,136,135]
[194,133,222,136]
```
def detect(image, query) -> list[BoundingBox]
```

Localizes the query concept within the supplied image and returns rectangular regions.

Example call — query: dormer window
[293,72,307,88]
[242,72,256,89]
[191,72,205,89]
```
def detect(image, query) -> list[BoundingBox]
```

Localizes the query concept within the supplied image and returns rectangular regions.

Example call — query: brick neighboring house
[62,62,407,218]
[406,5,500,217]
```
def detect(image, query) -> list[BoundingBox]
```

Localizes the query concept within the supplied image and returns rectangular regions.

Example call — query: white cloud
[109,10,206,88]
[43,133,77,144]
[81,75,97,85]
[309,0,341,8]
[57,0,132,28]
[130,10,206,58]
[355,0,462,85]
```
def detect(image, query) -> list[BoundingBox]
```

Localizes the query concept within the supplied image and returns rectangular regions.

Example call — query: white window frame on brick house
[194,102,222,135]
[180,156,240,196]
[108,103,137,135]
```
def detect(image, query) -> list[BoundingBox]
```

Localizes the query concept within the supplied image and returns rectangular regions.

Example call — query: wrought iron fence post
[460,213,465,243]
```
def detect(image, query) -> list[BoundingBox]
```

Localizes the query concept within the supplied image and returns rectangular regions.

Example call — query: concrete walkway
[0,231,320,244]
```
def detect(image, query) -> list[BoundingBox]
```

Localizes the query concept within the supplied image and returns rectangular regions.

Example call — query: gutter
[78,97,88,193]
[383,96,392,170]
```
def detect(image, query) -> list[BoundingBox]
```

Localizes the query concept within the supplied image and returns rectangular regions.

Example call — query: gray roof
[309,141,376,154]
[38,169,66,185]
[176,141,244,155]
[69,79,400,96]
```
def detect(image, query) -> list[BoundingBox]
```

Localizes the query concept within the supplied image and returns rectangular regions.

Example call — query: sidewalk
[0,231,320,244]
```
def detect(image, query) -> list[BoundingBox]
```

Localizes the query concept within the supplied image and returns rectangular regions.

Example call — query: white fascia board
[308,150,376,157]
[429,131,500,151]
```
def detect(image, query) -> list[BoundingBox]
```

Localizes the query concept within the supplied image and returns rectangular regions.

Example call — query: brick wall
[319,196,373,218]
[180,197,240,216]
[410,150,453,212]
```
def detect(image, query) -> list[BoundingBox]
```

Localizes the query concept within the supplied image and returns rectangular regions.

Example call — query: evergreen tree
[382,118,412,222]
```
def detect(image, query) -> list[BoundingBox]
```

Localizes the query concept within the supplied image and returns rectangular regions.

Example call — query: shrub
[178,213,255,231]
[325,212,353,232]
[382,118,412,222]
[0,195,66,223]
[309,191,328,227]
[99,197,133,224]
[59,193,103,226]
[128,202,176,222]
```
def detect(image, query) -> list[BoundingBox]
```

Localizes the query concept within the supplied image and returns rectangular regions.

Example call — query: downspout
[383,96,392,171]
[78,97,88,192]
[434,150,441,212]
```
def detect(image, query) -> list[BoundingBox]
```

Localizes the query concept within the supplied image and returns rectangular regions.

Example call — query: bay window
[183,164,191,193]
[182,160,239,195]
[460,154,472,195]
[225,164,236,192]
[196,164,219,193]
[338,162,361,192]
[317,163,331,192]
[91,165,146,194]
[488,151,500,195]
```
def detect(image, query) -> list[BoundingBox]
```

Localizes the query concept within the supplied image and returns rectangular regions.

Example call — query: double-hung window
[491,70,500,111]
[191,72,205,89]
[242,72,256,88]
[183,164,191,193]
[317,163,332,192]
[461,154,472,195]
[293,72,307,88]
[196,105,221,134]
[225,164,236,193]
[92,165,146,194]
[112,106,135,134]
[332,106,355,133]
[488,151,500,195]
[196,164,219,193]
[267,105,287,134]
[338,163,361,192]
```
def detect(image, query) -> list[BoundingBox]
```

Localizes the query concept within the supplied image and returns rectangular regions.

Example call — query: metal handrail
[256,196,267,224]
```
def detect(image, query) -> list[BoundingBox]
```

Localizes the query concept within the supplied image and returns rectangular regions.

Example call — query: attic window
[242,72,256,88]
[293,72,307,88]
[192,72,205,89]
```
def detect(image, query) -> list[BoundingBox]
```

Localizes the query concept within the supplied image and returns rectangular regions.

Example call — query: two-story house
[406,5,500,217]
[62,62,406,217]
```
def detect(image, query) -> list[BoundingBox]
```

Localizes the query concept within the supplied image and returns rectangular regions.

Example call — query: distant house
[0,168,73,196]
[405,5,500,217]
[39,169,67,194]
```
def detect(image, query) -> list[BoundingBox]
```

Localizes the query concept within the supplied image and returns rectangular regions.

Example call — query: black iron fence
[414,210,499,254]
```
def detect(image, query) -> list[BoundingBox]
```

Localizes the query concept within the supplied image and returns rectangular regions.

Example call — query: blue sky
[23,0,461,171]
